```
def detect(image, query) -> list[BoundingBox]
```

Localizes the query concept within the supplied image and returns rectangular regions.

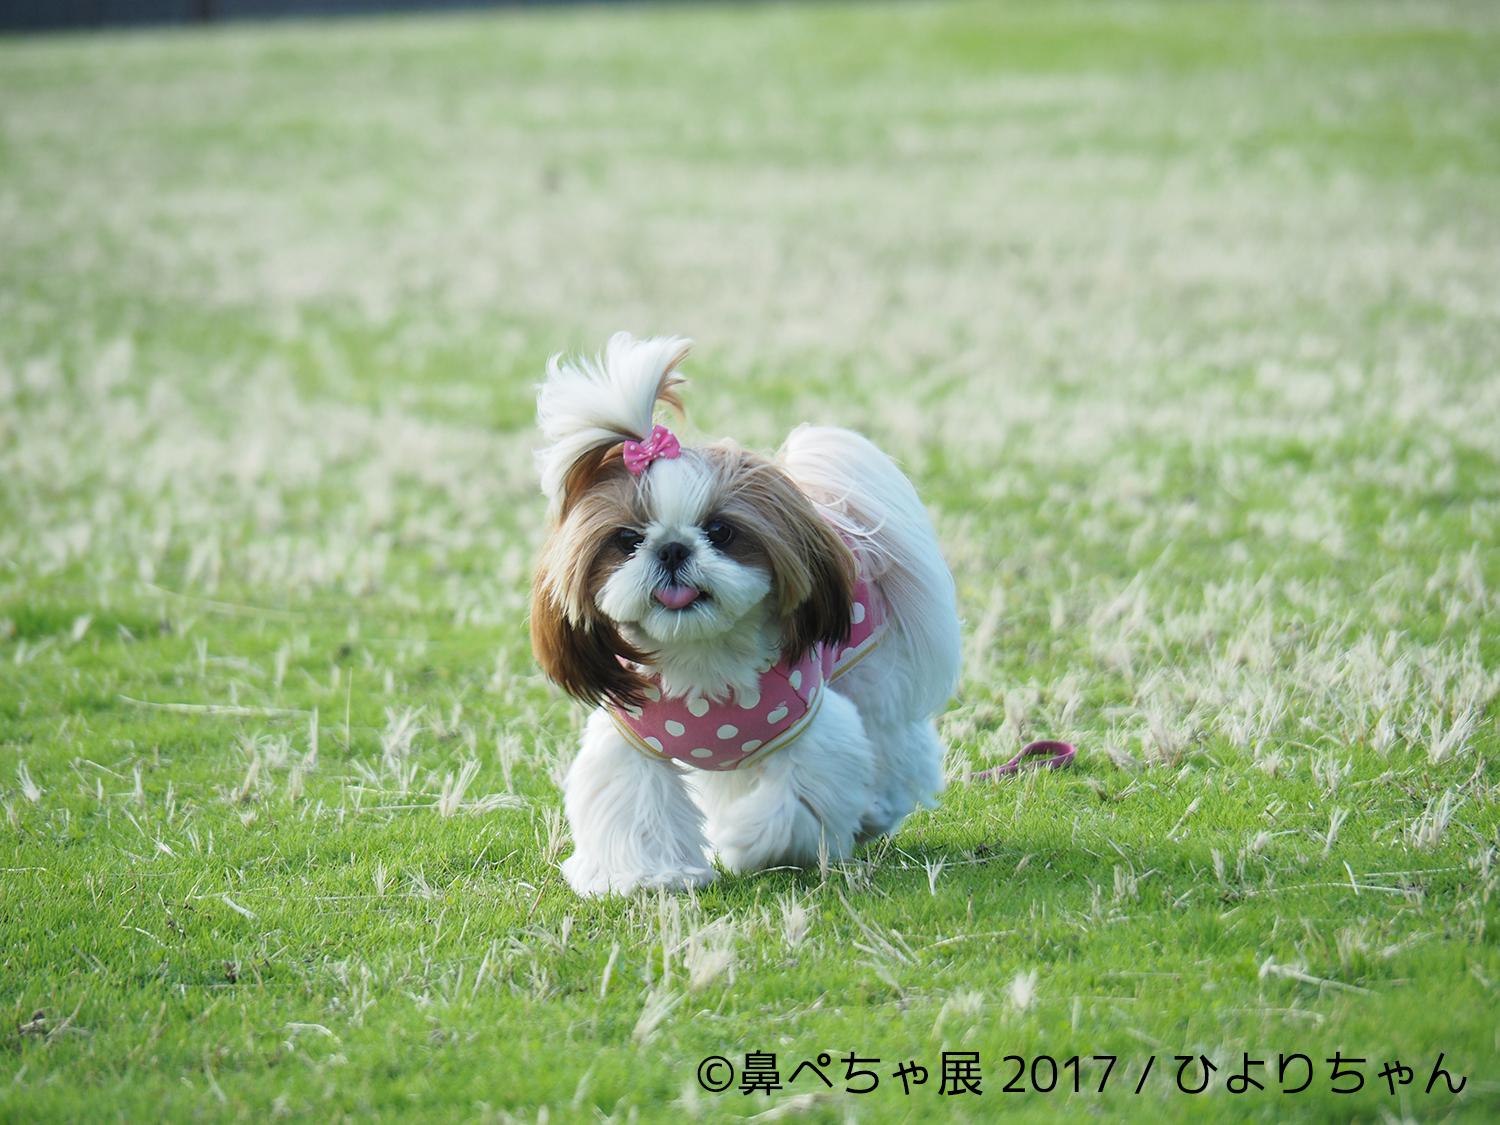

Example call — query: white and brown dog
[530,333,960,896]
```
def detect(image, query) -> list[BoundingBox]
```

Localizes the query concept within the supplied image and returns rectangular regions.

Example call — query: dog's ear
[530,568,651,710]
[718,457,856,665]
[557,443,619,520]
[775,508,857,665]
[530,443,654,708]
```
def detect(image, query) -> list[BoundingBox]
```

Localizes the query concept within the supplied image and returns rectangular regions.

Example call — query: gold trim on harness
[828,618,889,683]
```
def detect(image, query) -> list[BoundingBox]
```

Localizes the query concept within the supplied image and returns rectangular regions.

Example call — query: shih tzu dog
[530,333,961,896]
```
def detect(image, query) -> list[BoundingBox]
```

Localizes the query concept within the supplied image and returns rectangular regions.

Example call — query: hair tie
[622,425,682,477]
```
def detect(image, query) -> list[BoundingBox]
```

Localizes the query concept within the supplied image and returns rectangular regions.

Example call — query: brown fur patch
[695,444,856,663]
[531,453,654,708]
[529,586,651,709]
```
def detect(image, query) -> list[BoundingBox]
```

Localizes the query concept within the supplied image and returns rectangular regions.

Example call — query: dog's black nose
[657,541,691,569]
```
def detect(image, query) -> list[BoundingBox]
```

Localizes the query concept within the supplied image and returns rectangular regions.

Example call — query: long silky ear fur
[530,446,654,709]
[529,575,652,710]
[777,510,857,664]
[558,443,623,518]
[713,453,856,665]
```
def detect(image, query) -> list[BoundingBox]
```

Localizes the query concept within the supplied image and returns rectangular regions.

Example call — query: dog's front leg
[559,709,717,897]
[698,691,875,873]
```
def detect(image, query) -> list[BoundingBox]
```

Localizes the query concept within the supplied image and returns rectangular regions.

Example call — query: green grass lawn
[3,1,1500,1121]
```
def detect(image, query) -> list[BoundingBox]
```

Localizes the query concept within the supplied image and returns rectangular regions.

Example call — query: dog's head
[530,333,855,708]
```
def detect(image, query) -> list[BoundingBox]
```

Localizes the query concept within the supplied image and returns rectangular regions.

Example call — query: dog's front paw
[560,854,617,897]
[715,833,798,875]
[712,797,858,873]
[638,865,719,893]
[562,854,717,897]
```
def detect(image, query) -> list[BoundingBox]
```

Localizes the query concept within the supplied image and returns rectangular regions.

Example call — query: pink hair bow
[623,425,682,477]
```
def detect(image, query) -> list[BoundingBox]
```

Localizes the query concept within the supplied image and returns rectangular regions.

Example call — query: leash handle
[971,739,1075,781]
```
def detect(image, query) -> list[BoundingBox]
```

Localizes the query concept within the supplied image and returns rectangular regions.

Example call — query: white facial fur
[593,454,780,695]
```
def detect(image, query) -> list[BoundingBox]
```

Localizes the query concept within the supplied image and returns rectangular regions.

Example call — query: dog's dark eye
[704,519,734,548]
[615,528,644,554]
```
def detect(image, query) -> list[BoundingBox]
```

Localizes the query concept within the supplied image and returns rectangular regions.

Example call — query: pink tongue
[656,585,700,609]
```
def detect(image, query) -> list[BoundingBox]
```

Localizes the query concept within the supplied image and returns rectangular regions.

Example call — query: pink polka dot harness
[608,570,888,771]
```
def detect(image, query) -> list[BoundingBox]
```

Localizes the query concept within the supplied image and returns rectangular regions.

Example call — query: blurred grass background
[2,2,1499,1122]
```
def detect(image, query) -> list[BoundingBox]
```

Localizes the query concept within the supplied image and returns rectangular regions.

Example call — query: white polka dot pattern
[609,543,886,770]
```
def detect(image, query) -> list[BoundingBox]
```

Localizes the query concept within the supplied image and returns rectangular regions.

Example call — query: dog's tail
[535,332,692,512]
[778,425,961,716]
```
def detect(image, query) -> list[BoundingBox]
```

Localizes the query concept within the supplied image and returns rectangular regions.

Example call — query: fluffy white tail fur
[778,424,961,715]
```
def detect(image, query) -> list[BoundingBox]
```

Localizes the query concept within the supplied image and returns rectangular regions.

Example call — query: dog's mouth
[655,584,703,610]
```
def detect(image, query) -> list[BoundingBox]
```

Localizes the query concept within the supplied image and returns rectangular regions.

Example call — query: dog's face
[531,441,855,708]
[596,451,776,648]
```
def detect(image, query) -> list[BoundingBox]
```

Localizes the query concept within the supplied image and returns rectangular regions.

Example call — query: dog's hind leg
[853,716,946,843]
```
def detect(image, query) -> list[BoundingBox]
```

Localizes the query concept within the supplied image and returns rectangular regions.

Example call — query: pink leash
[971,739,1076,781]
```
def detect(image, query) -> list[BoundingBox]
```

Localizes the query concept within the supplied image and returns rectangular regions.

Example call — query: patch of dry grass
[2,1,1498,1122]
